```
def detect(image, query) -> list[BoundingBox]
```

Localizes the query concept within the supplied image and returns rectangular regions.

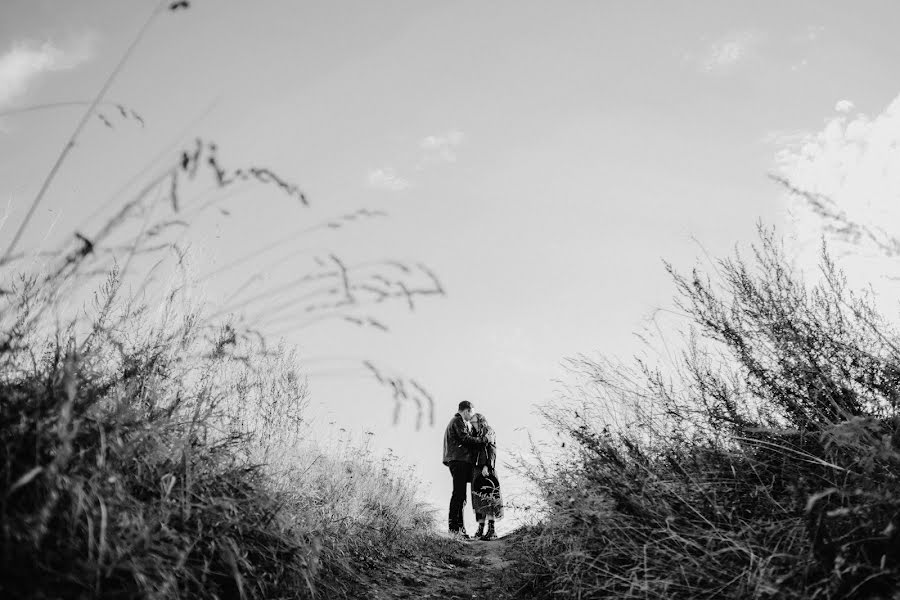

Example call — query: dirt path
[358,535,518,600]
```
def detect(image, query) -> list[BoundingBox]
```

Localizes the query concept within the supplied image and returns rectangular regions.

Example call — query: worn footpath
[356,534,520,600]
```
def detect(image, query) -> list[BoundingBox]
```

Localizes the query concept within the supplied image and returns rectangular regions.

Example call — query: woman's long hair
[473,413,490,436]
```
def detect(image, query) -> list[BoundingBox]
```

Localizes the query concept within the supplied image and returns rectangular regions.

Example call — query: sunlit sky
[3,1,900,531]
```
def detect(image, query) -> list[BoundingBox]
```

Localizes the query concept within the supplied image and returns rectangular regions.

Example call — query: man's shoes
[449,527,470,540]
[483,522,497,541]
[474,523,485,539]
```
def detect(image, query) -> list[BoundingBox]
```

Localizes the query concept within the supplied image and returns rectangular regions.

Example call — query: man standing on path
[443,400,481,537]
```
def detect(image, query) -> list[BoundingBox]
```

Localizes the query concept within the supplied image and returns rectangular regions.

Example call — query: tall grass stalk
[1,0,168,264]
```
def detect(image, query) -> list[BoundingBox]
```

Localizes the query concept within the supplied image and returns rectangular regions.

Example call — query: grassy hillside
[0,8,451,591]
[0,56,445,598]
[0,261,441,598]
[511,229,900,599]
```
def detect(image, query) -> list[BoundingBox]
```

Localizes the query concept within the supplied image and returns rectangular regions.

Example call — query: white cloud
[0,35,95,108]
[366,168,411,191]
[835,99,855,113]
[699,31,761,72]
[774,93,900,270]
[366,129,465,192]
[421,130,464,151]
[419,129,464,164]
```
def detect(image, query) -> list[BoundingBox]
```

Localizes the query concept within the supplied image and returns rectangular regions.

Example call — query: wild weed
[514,228,900,599]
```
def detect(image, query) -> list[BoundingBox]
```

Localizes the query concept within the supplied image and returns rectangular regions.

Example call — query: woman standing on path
[470,413,503,540]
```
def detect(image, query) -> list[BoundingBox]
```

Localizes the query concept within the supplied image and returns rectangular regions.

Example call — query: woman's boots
[472,521,496,540]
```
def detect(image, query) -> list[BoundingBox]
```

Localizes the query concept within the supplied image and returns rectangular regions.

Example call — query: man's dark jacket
[443,413,480,465]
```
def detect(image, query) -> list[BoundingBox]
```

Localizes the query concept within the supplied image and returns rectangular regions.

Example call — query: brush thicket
[0,263,438,598]
[0,4,450,596]
[512,229,900,600]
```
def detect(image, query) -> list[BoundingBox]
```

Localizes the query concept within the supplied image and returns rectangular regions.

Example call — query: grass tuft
[513,227,900,599]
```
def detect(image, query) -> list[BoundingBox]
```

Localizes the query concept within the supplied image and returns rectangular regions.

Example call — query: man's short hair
[458,400,473,412]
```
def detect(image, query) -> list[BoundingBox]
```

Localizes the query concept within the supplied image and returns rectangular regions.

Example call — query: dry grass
[512,227,900,599]
[0,255,440,598]
[0,6,446,593]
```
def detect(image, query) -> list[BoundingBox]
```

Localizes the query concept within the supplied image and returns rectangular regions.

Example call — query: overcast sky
[3,0,900,531]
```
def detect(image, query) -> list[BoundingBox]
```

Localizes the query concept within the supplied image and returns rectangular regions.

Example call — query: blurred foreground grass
[0,262,441,598]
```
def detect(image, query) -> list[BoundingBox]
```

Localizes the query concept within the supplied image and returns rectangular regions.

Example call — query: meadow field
[5,3,900,599]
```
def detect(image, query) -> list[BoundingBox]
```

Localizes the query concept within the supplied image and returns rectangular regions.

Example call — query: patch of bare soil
[356,534,521,600]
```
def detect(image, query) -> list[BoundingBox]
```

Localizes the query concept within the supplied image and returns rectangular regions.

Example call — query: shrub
[515,228,900,599]
[0,8,447,594]
[0,121,440,599]
[0,264,438,598]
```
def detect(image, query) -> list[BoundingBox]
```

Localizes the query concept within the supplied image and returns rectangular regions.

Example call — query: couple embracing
[442,400,504,540]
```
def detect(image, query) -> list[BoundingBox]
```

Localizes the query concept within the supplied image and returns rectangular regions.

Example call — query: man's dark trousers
[447,460,470,532]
